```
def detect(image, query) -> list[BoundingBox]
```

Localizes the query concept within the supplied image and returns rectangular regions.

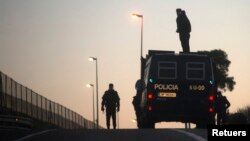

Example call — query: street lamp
[86,84,95,126]
[131,119,137,123]
[131,13,144,80]
[88,57,99,129]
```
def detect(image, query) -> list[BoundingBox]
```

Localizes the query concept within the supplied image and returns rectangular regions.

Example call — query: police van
[140,50,216,128]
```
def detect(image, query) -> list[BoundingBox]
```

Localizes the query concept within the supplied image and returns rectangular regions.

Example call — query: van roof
[146,50,208,58]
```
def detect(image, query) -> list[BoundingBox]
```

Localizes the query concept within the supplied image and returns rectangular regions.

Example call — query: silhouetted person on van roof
[176,9,191,53]
[215,91,231,125]
[101,83,120,129]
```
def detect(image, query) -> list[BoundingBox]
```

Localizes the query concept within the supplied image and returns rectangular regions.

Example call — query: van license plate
[158,92,176,98]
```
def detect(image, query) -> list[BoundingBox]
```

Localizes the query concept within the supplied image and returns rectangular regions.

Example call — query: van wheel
[196,121,206,128]
[141,117,155,128]
[147,121,155,128]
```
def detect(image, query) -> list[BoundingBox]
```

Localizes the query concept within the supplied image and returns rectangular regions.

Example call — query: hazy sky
[0,0,250,128]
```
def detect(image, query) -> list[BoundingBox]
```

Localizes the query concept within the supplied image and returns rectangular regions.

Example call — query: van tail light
[209,107,214,113]
[209,95,214,101]
[148,106,153,111]
[147,93,153,99]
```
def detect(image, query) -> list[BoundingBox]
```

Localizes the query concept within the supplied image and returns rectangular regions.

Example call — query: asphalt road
[14,128,207,141]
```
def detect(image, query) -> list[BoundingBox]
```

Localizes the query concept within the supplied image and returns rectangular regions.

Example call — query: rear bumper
[152,112,212,123]
[145,103,214,123]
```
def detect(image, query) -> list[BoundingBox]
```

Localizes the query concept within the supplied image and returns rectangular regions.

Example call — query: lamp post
[132,13,144,80]
[88,57,99,129]
[86,84,95,126]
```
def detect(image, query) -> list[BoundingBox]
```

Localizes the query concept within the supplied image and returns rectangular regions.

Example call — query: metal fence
[0,71,97,129]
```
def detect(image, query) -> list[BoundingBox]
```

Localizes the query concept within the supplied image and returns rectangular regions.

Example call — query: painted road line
[14,129,56,141]
[172,129,207,141]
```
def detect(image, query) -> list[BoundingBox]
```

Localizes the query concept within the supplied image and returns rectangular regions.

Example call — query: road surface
[14,128,207,141]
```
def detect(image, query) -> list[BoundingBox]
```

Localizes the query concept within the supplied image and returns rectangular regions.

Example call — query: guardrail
[0,71,99,129]
[0,115,32,130]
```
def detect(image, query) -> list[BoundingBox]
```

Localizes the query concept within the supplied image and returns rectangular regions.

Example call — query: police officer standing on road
[215,91,231,125]
[176,8,191,53]
[132,79,144,128]
[101,83,120,129]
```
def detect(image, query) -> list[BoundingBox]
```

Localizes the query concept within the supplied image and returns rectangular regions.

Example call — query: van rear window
[158,62,177,79]
[186,62,205,80]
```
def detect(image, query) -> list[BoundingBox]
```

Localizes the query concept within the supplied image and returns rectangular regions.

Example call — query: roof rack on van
[148,50,175,57]
[145,50,208,58]
[179,51,208,57]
